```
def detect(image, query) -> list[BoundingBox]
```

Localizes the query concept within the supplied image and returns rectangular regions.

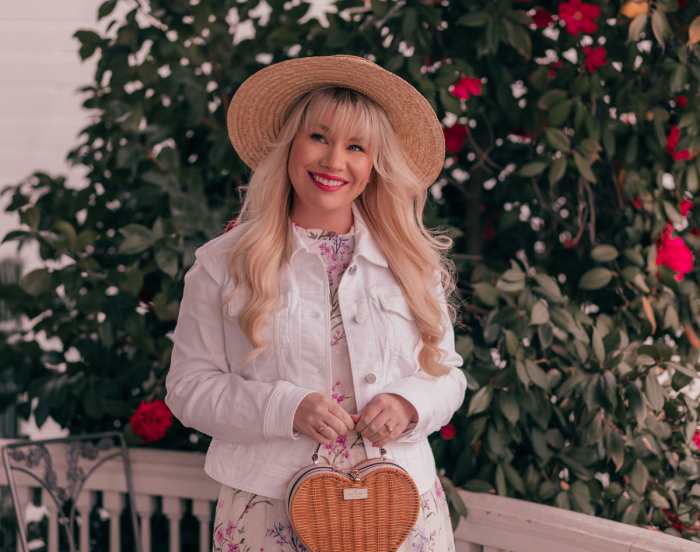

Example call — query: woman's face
[287,119,374,225]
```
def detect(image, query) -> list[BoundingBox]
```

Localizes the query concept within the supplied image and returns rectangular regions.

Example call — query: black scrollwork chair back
[2,431,142,552]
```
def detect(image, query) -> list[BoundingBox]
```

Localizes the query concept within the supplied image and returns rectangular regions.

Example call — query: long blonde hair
[220,86,460,377]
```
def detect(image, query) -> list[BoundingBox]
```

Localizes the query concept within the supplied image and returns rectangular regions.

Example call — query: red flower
[691,227,700,237]
[225,218,238,232]
[681,200,693,217]
[440,424,456,440]
[679,0,689,7]
[676,96,687,108]
[510,128,537,140]
[533,7,555,27]
[667,125,699,160]
[693,430,700,449]
[634,198,642,209]
[564,239,576,248]
[558,0,601,35]
[130,400,173,445]
[443,124,468,153]
[584,46,609,73]
[450,77,482,100]
[656,222,694,281]
[548,59,563,78]
[667,125,680,153]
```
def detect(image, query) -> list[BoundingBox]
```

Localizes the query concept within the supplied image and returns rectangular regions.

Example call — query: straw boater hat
[226,55,445,188]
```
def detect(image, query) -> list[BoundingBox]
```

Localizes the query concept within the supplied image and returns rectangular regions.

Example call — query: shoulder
[192,221,251,286]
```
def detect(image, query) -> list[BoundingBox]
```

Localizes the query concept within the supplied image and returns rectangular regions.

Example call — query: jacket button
[355,313,366,324]
[348,265,357,275]
[365,373,377,384]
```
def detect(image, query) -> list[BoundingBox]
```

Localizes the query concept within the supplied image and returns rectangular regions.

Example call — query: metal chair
[2,431,142,552]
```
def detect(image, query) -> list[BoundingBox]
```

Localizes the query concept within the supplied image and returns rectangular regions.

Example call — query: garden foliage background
[2,0,700,539]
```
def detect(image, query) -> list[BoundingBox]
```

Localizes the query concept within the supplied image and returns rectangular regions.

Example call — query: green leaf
[101,399,134,418]
[651,9,671,52]
[666,361,699,379]
[573,151,597,183]
[579,268,613,290]
[630,459,649,494]
[530,302,550,325]
[498,391,520,424]
[467,386,493,417]
[473,282,499,307]
[98,0,117,20]
[502,462,526,494]
[647,490,670,509]
[548,157,567,185]
[19,207,40,232]
[118,224,154,255]
[20,268,52,297]
[504,329,519,356]
[464,479,494,493]
[645,373,665,411]
[525,360,550,392]
[545,128,571,151]
[592,327,605,364]
[538,89,568,110]
[590,245,619,262]
[98,320,114,350]
[495,464,507,496]
[155,247,179,278]
[516,161,549,177]
[627,12,648,43]
[516,359,531,386]
[457,11,489,27]
[549,100,572,127]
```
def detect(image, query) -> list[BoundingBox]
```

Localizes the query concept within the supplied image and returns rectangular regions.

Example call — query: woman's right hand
[293,392,355,445]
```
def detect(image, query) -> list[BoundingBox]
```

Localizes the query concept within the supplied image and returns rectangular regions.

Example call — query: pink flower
[681,200,693,217]
[227,544,239,552]
[443,124,467,153]
[558,0,600,35]
[226,520,237,537]
[435,479,445,500]
[656,222,694,281]
[215,529,224,546]
[584,45,609,73]
[694,430,700,449]
[666,125,680,153]
[450,77,482,100]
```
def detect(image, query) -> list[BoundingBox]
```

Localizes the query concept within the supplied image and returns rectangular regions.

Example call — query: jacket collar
[290,200,388,268]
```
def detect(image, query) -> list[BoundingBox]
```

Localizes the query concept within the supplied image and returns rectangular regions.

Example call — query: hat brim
[227,55,445,188]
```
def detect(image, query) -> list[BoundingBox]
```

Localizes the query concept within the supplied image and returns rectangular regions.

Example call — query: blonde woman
[165,55,467,552]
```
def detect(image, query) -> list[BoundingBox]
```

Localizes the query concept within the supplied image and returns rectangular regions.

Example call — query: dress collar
[290,201,388,267]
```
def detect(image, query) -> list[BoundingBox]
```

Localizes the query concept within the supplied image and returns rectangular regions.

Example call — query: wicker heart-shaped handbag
[284,442,420,552]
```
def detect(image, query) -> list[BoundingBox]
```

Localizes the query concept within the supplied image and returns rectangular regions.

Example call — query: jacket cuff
[381,382,433,443]
[263,381,314,442]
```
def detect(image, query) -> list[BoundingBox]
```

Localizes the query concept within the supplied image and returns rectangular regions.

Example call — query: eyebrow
[319,124,365,143]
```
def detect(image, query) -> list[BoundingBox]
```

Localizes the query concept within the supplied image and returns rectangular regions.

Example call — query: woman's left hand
[350,393,418,448]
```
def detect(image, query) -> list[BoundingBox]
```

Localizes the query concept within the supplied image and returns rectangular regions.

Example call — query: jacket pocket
[378,288,421,376]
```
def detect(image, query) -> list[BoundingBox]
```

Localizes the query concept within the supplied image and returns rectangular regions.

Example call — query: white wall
[0,0,133,272]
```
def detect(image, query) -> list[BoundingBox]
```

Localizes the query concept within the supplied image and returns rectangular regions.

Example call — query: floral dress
[211,221,456,552]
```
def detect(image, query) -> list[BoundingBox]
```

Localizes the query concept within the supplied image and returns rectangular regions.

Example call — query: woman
[165,55,467,552]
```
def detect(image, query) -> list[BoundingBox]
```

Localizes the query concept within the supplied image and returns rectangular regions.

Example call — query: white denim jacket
[165,201,467,500]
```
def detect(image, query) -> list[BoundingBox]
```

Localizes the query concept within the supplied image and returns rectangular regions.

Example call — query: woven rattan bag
[284,441,420,552]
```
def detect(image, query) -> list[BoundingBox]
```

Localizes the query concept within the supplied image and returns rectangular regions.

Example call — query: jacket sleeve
[380,277,467,444]
[165,247,313,445]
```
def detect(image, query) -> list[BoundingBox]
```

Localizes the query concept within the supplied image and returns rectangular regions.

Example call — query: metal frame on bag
[2,431,142,552]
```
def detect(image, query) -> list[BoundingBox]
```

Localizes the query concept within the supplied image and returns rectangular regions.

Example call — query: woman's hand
[350,393,418,448]
[293,392,356,445]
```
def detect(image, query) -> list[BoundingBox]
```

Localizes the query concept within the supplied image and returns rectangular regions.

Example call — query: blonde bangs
[298,88,381,158]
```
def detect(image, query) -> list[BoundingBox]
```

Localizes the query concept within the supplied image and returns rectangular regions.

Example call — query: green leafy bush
[2,0,700,538]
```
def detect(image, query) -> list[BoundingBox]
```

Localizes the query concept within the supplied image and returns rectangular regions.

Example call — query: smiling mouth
[308,172,348,189]
[309,171,347,188]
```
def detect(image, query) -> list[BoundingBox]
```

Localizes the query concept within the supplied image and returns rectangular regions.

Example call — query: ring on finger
[317,423,327,433]
[385,424,394,433]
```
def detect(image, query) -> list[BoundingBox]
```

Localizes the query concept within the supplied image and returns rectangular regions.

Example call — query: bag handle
[311,441,387,464]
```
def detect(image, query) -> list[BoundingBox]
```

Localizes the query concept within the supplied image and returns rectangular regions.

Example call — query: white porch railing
[0,439,697,552]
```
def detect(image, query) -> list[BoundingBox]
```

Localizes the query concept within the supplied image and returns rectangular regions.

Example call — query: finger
[372,422,408,448]
[364,411,393,443]
[354,404,381,433]
[328,404,354,432]
[314,421,337,445]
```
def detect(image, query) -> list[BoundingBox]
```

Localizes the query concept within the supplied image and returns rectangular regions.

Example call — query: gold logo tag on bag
[343,488,368,500]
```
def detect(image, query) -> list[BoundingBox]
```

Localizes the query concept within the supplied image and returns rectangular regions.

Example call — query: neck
[290,200,354,234]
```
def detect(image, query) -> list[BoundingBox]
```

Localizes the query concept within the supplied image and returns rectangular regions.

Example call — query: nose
[319,143,345,172]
